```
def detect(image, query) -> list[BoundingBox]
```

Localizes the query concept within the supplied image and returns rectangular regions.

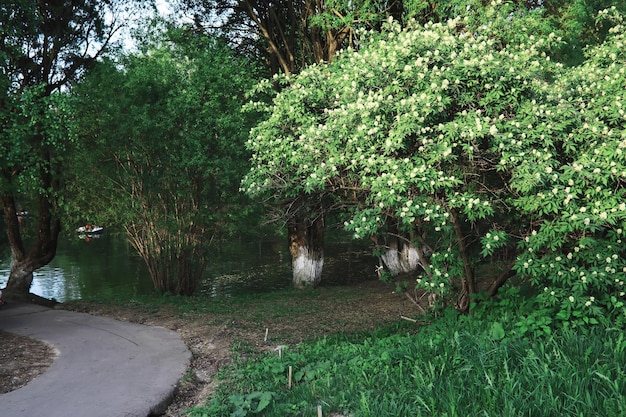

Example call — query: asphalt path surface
[0,302,190,417]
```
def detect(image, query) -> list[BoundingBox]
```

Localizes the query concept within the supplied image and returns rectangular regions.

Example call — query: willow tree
[0,0,127,297]
[72,29,261,295]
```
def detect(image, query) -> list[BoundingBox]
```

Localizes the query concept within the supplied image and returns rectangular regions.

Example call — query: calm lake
[0,231,377,302]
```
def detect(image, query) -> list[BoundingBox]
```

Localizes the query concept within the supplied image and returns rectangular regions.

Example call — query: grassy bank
[187,310,626,417]
[69,281,414,346]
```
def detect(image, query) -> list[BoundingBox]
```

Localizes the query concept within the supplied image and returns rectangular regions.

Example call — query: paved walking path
[0,302,191,417]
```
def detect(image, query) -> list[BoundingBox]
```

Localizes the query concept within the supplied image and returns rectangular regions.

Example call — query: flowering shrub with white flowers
[243,6,625,325]
[507,8,626,327]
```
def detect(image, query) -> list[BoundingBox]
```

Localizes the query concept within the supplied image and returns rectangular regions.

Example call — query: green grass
[188,313,626,417]
[66,283,407,345]
[75,285,362,316]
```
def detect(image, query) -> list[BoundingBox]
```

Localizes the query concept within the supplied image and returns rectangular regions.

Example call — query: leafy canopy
[71,27,264,294]
[244,6,626,325]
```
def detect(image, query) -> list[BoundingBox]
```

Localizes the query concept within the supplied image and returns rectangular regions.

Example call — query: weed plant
[188,304,626,417]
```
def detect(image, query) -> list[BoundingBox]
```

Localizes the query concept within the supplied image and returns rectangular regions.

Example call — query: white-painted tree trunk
[291,245,324,287]
[379,237,420,275]
[288,215,324,288]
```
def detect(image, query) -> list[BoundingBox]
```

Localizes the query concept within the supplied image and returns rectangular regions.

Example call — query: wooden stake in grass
[317,404,322,417]
[401,315,418,323]
[264,327,269,343]
[288,365,292,389]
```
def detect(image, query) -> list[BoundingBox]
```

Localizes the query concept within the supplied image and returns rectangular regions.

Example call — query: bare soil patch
[0,330,56,394]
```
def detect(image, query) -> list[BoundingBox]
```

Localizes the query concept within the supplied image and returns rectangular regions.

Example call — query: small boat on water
[76,225,104,234]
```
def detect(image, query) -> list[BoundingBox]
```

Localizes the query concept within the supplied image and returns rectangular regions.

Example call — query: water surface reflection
[0,232,378,302]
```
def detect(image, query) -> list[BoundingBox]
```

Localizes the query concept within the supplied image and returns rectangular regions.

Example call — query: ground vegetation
[189,295,626,416]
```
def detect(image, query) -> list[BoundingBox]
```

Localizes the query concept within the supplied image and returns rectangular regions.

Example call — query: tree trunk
[2,192,60,296]
[288,214,324,288]
[4,262,35,294]
[450,208,476,313]
[174,255,200,296]
[377,234,421,275]
[487,260,517,298]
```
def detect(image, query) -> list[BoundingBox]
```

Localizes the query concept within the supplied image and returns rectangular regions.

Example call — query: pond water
[0,231,378,302]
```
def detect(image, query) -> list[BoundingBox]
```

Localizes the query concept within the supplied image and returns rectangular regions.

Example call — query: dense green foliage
[243,6,626,322]
[0,0,125,292]
[0,86,75,203]
[71,28,262,294]
[180,0,626,76]
[180,0,407,75]
[1,0,124,202]
[189,307,626,416]
[509,8,626,328]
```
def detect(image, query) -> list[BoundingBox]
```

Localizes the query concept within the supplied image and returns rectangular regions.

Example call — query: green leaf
[254,392,274,413]
[490,322,505,341]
